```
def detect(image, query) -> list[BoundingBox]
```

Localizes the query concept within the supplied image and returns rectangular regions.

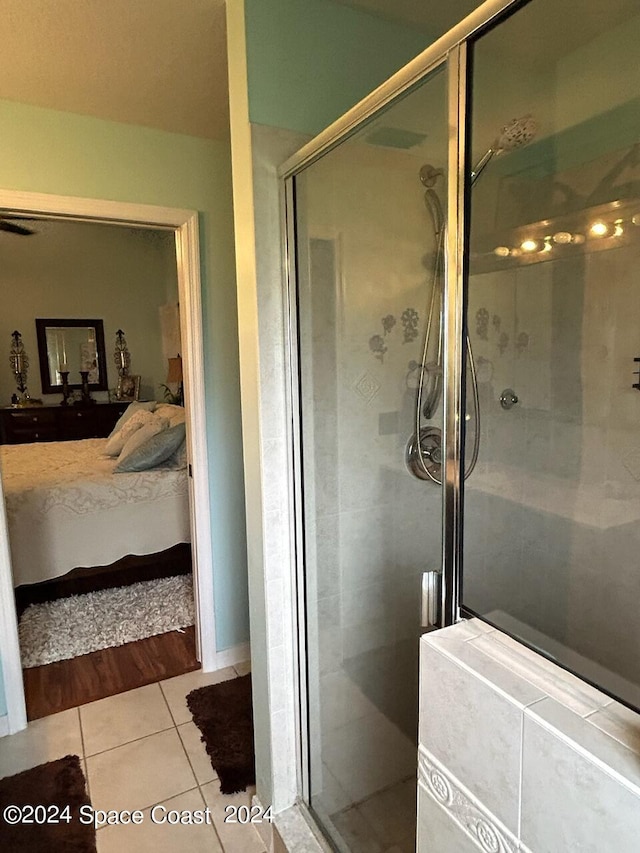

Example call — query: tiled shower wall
[465,237,640,695]
[418,620,640,853]
[298,138,445,812]
[301,140,443,664]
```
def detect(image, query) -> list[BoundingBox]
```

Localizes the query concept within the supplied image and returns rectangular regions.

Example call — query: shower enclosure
[281,0,640,849]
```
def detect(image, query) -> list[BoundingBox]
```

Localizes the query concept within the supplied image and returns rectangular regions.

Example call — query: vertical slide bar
[441,43,468,626]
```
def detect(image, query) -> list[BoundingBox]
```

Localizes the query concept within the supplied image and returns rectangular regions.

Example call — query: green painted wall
[0,99,249,655]
[244,0,429,135]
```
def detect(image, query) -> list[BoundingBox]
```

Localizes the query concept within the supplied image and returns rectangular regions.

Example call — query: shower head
[471,114,537,185]
[495,114,537,153]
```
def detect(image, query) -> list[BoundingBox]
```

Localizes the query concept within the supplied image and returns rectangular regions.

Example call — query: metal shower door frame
[279,0,524,808]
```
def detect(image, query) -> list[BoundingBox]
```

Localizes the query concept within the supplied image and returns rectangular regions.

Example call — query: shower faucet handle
[499,388,519,410]
[421,571,441,630]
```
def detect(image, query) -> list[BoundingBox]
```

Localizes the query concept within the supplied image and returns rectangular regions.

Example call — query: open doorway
[0,190,217,734]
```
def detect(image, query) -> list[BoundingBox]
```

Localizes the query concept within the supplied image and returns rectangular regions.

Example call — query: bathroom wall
[243,0,428,136]
[0,220,177,404]
[418,621,640,853]
[0,95,248,667]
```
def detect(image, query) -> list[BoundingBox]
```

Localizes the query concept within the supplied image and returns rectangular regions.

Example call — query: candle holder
[78,370,95,406]
[114,329,131,377]
[9,330,30,403]
[59,371,71,406]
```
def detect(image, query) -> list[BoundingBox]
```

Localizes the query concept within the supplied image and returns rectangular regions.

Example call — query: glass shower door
[292,66,448,851]
[462,0,640,711]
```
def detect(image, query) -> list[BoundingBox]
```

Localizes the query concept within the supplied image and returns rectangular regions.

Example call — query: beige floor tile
[322,708,415,803]
[316,761,353,815]
[97,788,222,853]
[331,805,384,853]
[177,721,217,785]
[201,781,267,853]
[160,667,237,726]
[234,660,251,677]
[87,728,196,813]
[0,708,83,779]
[356,778,416,847]
[80,683,174,756]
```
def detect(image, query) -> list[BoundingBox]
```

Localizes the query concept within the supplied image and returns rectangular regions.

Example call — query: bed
[1,437,190,589]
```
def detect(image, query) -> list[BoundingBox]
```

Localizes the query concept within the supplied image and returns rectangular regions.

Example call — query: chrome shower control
[499,388,519,410]
[405,426,442,482]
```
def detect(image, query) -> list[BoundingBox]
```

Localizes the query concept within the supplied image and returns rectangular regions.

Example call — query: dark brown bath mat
[187,674,255,794]
[0,754,96,852]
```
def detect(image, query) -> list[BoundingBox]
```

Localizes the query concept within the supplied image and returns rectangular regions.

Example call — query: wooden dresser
[0,402,129,445]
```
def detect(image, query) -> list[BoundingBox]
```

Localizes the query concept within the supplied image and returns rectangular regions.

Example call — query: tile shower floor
[0,661,266,853]
[315,666,418,852]
[329,777,416,853]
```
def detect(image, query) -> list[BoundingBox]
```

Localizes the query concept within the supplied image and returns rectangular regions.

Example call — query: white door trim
[0,189,217,735]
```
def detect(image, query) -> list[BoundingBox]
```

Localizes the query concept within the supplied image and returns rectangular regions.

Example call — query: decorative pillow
[115,423,187,473]
[109,400,157,436]
[155,403,186,428]
[163,439,188,470]
[104,410,167,457]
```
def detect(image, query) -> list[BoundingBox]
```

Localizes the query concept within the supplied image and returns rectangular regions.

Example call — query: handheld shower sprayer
[407,114,537,484]
[470,114,537,185]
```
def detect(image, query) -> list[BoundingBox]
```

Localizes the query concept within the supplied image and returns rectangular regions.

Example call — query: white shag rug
[19,574,195,669]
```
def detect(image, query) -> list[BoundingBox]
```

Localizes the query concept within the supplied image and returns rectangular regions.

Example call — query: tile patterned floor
[313,667,418,852]
[0,662,267,853]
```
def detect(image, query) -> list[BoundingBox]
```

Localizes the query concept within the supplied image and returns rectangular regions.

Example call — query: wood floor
[23,626,199,721]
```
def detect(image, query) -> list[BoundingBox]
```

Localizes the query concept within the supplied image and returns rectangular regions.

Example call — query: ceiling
[333,0,475,33]
[0,0,229,141]
[1,0,638,143]
[336,0,640,71]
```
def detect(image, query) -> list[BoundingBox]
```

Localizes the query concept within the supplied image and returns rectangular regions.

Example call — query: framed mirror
[35,318,108,394]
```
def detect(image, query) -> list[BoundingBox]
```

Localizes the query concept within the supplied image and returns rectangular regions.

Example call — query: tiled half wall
[418,619,640,853]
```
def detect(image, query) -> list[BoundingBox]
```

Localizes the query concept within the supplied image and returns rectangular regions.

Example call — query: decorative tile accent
[418,747,518,853]
[382,314,396,335]
[354,372,381,403]
[476,308,489,339]
[497,331,509,354]
[401,308,419,343]
[369,334,387,362]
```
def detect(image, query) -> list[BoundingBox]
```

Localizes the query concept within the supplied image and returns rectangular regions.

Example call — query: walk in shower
[283,0,640,849]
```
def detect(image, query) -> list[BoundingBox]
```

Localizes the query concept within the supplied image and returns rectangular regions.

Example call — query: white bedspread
[1,438,190,587]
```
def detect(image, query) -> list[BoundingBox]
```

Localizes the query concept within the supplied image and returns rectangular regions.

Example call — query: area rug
[0,754,96,852]
[19,574,194,668]
[187,674,255,794]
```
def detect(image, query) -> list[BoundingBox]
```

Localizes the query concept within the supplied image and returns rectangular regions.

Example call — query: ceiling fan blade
[0,220,35,236]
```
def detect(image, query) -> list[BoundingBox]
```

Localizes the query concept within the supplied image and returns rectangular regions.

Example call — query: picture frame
[115,374,141,402]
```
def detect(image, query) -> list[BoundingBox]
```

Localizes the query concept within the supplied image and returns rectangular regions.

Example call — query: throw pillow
[109,400,157,436]
[104,410,165,457]
[115,423,187,473]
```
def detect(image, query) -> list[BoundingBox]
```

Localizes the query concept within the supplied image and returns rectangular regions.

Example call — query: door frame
[0,189,217,734]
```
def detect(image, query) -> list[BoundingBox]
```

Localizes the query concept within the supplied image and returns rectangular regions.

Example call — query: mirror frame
[35,318,108,394]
